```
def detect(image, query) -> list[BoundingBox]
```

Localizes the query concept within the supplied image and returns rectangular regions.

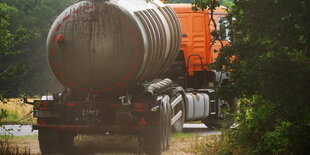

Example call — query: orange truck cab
[167,4,230,89]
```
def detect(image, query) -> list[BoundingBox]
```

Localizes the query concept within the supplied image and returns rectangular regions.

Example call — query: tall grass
[0,98,36,124]
[0,135,31,155]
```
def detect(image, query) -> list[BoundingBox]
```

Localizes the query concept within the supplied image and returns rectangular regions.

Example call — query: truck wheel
[39,141,57,155]
[171,93,185,133]
[140,100,170,154]
[39,129,75,154]
[203,99,236,129]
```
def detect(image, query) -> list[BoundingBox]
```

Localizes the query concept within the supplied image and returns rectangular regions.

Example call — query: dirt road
[4,132,219,155]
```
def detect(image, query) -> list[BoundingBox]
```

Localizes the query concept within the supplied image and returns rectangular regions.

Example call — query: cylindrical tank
[46,0,181,96]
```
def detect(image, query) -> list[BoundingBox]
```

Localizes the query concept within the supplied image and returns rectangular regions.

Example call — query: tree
[167,0,233,9]
[193,0,310,154]
[0,3,31,100]
[0,0,76,97]
[219,0,233,8]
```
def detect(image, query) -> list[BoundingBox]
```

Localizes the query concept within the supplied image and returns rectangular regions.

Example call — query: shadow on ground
[61,134,141,155]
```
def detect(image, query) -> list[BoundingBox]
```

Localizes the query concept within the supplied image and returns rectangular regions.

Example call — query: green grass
[0,135,37,140]
[0,98,36,124]
[171,132,195,138]
[3,109,20,123]
[185,120,202,124]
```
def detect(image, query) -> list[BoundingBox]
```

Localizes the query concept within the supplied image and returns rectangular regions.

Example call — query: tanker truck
[24,0,233,154]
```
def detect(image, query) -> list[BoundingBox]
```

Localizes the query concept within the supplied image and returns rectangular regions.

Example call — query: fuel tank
[46,0,181,96]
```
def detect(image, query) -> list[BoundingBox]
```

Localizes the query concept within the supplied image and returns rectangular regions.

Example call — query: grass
[185,120,202,124]
[0,135,37,140]
[189,133,247,155]
[0,133,237,155]
[74,134,140,155]
[171,132,195,138]
[0,98,37,124]
[0,135,33,155]
[190,134,223,154]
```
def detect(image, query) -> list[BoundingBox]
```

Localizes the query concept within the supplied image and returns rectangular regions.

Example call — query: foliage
[0,99,36,125]
[171,132,194,138]
[194,0,310,154]
[0,0,77,98]
[192,0,220,11]
[167,0,234,8]
[192,0,310,154]
[166,0,194,3]
[219,0,233,8]
[0,3,31,99]
[0,109,9,123]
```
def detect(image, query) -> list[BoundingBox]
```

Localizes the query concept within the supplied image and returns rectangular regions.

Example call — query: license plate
[37,110,59,117]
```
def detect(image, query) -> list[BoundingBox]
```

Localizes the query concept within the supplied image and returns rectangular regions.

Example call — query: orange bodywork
[168,4,229,76]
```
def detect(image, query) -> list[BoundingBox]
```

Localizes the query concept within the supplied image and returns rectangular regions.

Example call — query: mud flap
[39,128,58,142]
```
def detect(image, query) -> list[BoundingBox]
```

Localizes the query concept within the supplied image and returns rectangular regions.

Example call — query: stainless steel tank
[46,0,181,96]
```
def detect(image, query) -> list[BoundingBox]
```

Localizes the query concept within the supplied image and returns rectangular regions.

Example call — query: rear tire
[39,129,75,154]
[140,98,171,154]
[39,141,57,155]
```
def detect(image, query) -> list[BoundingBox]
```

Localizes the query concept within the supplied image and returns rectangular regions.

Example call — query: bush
[196,0,310,154]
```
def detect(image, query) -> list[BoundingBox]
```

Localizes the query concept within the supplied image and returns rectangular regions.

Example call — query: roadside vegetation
[0,135,35,155]
[192,0,310,154]
[0,99,36,125]
[0,0,73,99]
[0,98,35,154]
[167,0,234,9]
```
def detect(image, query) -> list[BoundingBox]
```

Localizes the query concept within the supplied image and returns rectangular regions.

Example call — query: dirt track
[7,133,216,155]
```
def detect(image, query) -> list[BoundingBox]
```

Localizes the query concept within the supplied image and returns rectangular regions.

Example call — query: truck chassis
[24,78,233,154]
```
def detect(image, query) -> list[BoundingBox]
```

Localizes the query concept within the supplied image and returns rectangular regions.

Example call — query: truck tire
[140,100,171,154]
[39,129,75,154]
[171,93,185,133]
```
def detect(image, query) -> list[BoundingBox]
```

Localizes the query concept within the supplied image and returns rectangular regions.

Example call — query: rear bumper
[33,124,148,134]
